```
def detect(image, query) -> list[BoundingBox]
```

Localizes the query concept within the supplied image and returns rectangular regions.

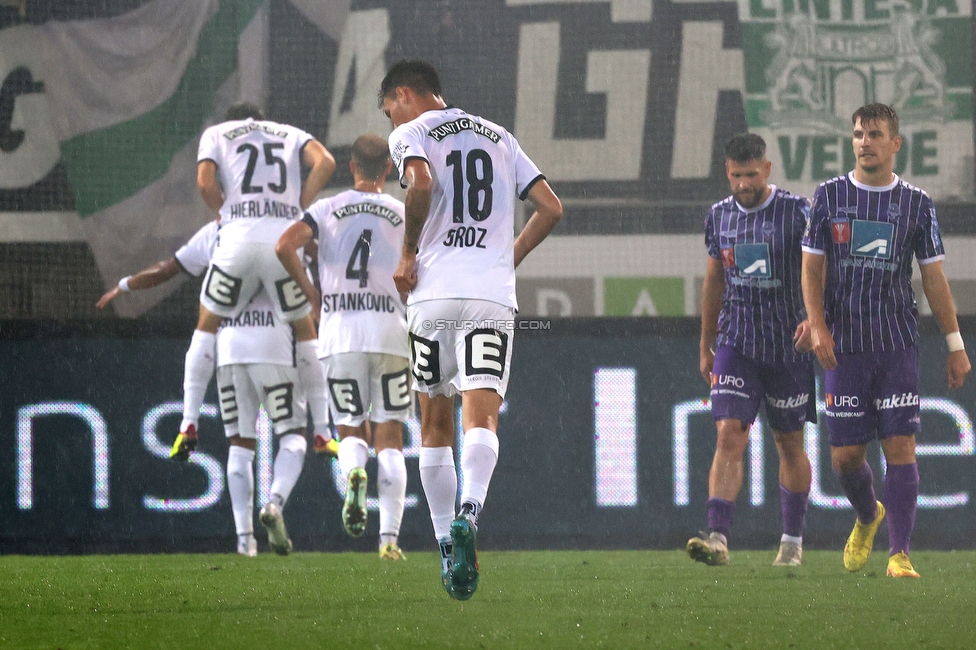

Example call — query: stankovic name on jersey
[322,292,397,314]
[332,202,402,226]
[222,123,289,140]
[428,118,501,143]
[228,199,301,220]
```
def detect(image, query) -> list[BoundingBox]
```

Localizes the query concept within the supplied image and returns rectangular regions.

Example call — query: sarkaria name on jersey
[428,118,501,143]
[332,202,402,226]
[322,292,397,313]
[221,123,289,140]
[221,309,276,328]
[228,199,301,220]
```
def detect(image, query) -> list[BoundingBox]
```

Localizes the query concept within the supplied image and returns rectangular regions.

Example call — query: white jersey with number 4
[303,189,407,359]
[388,108,544,309]
[197,118,313,244]
[175,221,294,367]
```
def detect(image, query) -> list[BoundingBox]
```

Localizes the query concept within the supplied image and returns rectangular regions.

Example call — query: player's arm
[393,158,433,294]
[300,140,336,209]
[96,258,183,309]
[197,160,224,216]
[919,260,971,389]
[801,251,836,370]
[275,220,321,315]
[699,256,724,384]
[514,180,562,268]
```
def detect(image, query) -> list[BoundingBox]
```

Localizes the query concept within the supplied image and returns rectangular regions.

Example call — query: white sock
[419,446,457,540]
[295,341,329,436]
[180,330,216,431]
[338,436,369,478]
[227,446,255,536]
[269,433,306,507]
[377,448,407,541]
[459,427,498,513]
[781,534,802,545]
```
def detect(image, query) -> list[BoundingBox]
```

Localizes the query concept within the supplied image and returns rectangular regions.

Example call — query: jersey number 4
[346,229,372,288]
[237,142,287,194]
[447,149,493,223]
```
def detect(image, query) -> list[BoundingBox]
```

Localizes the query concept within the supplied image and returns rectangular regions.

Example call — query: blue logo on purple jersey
[851,220,894,260]
[734,243,771,278]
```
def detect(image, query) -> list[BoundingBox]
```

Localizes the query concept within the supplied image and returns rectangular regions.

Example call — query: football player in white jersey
[277,133,410,561]
[174,103,336,478]
[97,221,325,557]
[379,60,563,600]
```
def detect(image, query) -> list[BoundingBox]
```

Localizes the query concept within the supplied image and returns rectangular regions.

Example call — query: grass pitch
[1,549,973,649]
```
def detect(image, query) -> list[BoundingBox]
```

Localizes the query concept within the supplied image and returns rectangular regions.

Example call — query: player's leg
[877,346,922,578]
[369,354,412,559]
[408,301,462,594]
[291,315,331,441]
[324,352,371,538]
[688,346,760,566]
[826,352,884,571]
[251,363,307,556]
[765,357,814,566]
[418,393,458,590]
[217,365,258,556]
[177,241,262,455]
[373,420,407,560]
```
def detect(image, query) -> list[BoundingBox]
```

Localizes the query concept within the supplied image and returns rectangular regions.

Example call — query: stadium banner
[1,319,974,553]
[739,0,974,199]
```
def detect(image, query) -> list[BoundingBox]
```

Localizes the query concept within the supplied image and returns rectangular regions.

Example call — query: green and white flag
[0,0,348,317]
[739,0,973,199]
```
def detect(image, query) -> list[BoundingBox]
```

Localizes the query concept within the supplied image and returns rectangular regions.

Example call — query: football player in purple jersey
[688,133,814,568]
[802,103,971,578]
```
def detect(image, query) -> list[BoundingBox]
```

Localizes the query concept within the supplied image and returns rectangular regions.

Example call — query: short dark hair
[225,102,264,121]
[852,103,899,137]
[351,133,391,180]
[725,133,766,163]
[377,59,442,107]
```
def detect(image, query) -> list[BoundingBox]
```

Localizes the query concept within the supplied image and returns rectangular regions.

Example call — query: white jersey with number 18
[388,108,544,309]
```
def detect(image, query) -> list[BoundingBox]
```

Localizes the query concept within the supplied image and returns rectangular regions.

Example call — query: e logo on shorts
[205,264,242,307]
[275,277,308,312]
[263,383,295,422]
[382,368,411,411]
[409,333,441,385]
[328,379,364,416]
[464,329,508,378]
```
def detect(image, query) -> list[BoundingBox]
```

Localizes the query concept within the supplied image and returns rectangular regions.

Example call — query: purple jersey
[705,186,810,363]
[801,172,944,353]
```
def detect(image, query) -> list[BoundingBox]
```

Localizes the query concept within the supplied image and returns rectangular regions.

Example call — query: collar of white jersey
[848,171,900,192]
[736,185,777,214]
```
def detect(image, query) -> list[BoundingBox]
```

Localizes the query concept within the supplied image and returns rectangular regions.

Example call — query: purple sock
[834,462,878,524]
[780,485,809,538]
[706,498,735,538]
[884,463,919,556]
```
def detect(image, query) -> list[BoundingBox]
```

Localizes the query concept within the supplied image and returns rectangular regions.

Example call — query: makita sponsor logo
[766,393,809,409]
[874,392,920,410]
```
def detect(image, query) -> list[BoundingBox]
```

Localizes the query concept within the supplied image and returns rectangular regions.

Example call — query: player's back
[389,108,544,309]
[198,118,313,242]
[304,189,407,358]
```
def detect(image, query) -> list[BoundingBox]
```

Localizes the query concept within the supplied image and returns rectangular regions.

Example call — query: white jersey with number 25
[388,108,544,309]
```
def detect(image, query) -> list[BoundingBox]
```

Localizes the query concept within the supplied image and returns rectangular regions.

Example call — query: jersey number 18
[447,149,493,223]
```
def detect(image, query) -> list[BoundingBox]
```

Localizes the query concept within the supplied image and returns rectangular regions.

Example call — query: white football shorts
[201,237,311,322]
[322,352,412,427]
[407,298,515,399]
[216,363,308,438]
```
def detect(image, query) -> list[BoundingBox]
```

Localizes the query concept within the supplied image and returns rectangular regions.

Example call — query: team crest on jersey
[831,218,851,244]
[720,247,735,268]
[888,203,902,219]
[734,243,771,278]
[851,220,894,260]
